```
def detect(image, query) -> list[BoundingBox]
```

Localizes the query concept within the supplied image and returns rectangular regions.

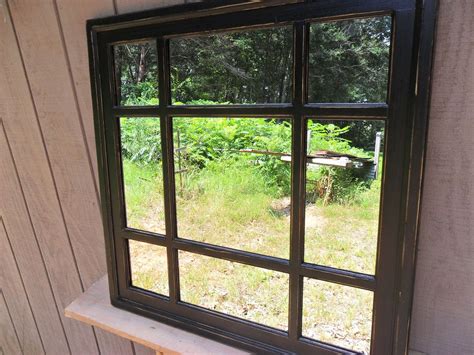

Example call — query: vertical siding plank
[53,0,117,189]
[2,1,129,349]
[410,1,474,354]
[0,2,103,354]
[46,0,136,353]
[0,292,22,355]
[0,124,70,354]
[53,0,182,353]
[0,219,44,355]
[7,0,107,295]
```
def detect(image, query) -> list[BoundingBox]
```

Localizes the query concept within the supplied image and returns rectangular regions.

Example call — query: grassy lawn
[305,178,381,275]
[124,158,380,354]
[123,161,166,235]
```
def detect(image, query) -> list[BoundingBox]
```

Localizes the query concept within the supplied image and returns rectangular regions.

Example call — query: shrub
[120,117,162,163]
[120,107,375,204]
[305,122,373,204]
[123,81,159,106]
[173,117,292,195]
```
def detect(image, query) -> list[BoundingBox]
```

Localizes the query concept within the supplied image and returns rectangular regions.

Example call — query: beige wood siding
[0,1,185,354]
[0,1,472,354]
[409,1,474,354]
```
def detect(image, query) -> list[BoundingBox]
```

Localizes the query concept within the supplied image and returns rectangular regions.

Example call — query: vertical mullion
[158,38,180,302]
[100,41,123,298]
[288,21,307,341]
[372,8,417,354]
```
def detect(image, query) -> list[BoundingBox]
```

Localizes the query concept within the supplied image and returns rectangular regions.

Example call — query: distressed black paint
[87,1,437,353]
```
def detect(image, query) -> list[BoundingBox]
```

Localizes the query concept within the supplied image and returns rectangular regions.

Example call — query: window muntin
[173,116,291,258]
[113,41,159,106]
[308,17,392,103]
[170,26,293,105]
[92,1,428,353]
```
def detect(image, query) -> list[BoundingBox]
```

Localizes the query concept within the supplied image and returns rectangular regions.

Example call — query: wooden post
[374,131,382,179]
[306,129,311,154]
[176,129,183,193]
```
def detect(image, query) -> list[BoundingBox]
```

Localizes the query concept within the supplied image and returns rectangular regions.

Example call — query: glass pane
[179,251,289,330]
[114,41,158,106]
[120,117,166,234]
[304,120,384,274]
[129,240,168,296]
[303,278,373,353]
[170,26,293,104]
[173,117,291,258]
[308,16,391,103]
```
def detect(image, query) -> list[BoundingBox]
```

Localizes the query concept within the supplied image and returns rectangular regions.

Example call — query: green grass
[179,252,289,330]
[176,159,290,258]
[302,279,373,352]
[123,158,381,353]
[129,240,168,295]
[122,160,166,234]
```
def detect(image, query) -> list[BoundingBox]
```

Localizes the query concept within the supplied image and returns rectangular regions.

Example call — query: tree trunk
[137,46,147,83]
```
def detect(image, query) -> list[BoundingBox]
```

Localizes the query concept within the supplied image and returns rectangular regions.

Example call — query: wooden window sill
[64,275,249,355]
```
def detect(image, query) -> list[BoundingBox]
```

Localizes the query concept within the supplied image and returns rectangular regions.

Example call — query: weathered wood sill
[65,275,248,355]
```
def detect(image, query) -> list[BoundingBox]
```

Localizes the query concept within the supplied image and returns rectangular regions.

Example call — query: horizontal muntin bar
[300,263,376,291]
[113,106,160,117]
[303,103,388,119]
[119,230,290,273]
[167,104,294,117]
[120,231,375,290]
[173,238,290,274]
[120,228,167,246]
[113,103,388,119]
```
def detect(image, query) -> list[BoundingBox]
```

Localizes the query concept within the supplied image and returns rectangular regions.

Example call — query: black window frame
[87,1,438,353]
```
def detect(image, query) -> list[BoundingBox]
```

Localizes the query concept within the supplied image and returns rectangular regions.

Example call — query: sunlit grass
[129,240,168,295]
[179,252,289,330]
[122,160,166,234]
[176,159,290,258]
[303,279,373,353]
[123,158,381,353]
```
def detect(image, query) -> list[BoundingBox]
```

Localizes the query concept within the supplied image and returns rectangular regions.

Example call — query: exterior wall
[409,1,474,354]
[0,1,185,354]
[0,1,472,355]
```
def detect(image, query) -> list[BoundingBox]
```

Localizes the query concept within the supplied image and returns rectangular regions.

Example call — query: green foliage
[123,81,159,106]
[307,122,369,156]
[170,27,293,104]
[309,167,368,205]
[120,114,378,203]
[117,17,391,107]
[120,117,162,163]
[116,17,391,204]
[305,122,373,204]
[114,42,158,105]
[173,117,292,196]
[308,17,391,103]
